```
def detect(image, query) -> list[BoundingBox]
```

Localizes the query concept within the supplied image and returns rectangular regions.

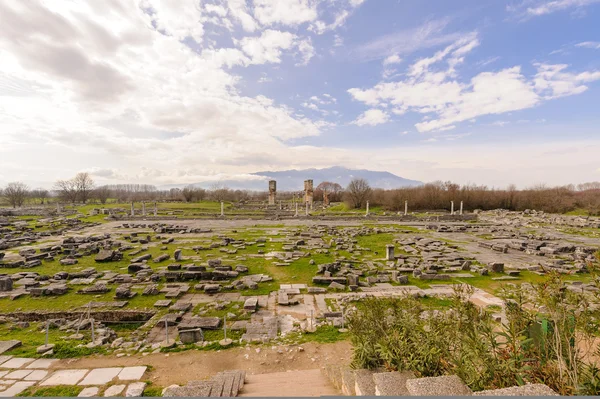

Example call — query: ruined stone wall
[2,310,155,322]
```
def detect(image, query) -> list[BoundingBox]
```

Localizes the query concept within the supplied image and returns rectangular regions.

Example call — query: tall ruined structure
[268,180,276,205]
[304,179,314,207]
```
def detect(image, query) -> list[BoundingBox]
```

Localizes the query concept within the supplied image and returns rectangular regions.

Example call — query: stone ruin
[268,180,276,206]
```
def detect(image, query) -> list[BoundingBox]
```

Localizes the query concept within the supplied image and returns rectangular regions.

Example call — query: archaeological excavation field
[1,204,600,396]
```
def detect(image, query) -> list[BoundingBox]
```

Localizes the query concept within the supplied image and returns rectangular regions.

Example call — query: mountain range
[173,167,423,191]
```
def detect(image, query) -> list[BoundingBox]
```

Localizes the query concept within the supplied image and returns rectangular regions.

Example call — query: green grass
[17,385,84,397]
[419,296,454,309]
[298,325,348,344]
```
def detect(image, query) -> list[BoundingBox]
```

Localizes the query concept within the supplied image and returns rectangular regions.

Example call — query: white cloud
[352,109,389,126]
[576,41,600,49]
[226,0,259,32]
[508,0,600,17]
[237,29,314,66]
[383,54,402,66]
[142,0,205,43]
[253,0,318,26]
[349,35,600,133]
[0,0,327,186]
[353,17,465,62]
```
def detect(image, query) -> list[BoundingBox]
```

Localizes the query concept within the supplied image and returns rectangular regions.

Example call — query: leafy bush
[347,276,600,395]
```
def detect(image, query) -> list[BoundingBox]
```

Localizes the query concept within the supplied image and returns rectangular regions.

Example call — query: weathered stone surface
[0,340,21,355]
[40,369,89,386]
[373,371,416,396]
[125,382,147,397]
[473,383,558,396]
[406,375,472,396]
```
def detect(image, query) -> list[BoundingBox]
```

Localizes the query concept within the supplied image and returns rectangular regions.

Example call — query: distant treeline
[2,176,600,215]
[364,181,600,215]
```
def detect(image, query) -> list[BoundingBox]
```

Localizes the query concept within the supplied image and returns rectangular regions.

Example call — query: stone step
[238,369,338,397]
[406,375,473,396]
[473,384,558,396]
[341,368,356,396]
[324,364,343,390]
[373,371,416,396]
[354,369,376,396]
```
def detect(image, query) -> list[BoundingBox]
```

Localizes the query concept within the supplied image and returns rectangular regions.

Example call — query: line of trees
[2,176,600,215]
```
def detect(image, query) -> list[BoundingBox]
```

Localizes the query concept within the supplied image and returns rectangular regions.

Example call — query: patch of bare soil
[54,341,352,387]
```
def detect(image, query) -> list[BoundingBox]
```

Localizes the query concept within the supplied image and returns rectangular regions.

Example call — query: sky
[0,0,599,190]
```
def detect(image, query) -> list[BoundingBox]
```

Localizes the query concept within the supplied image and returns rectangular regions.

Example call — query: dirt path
[54,341,352,387]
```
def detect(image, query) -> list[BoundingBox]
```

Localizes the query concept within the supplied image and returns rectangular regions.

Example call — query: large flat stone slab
[26,358,58,369]
[40,369,89,386]
[104,384,126,397]
[0,357,13,367]
[24,370,48,381]
[79,367,122,385]
[78,387,100,397]
[125,382,146,397]
[0,341,21,355]
[4,369,32,380]
[0,358,34,369]
[118,366,147,381]
[0,380,35,397]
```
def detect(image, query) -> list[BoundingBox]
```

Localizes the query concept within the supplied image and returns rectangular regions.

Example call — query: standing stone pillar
[366,201,370,216]
[279,200,282,210]
[295,202,299,217]
[304,180,314,209]
[460,201,464,215]
[386,245,395,261]
[305,201,309,216]
[131,202,135,216]
[56,202,61,213]
[268,180,277,205]
[154,202,157,217]
[404,200,408,216]
[451,201,454,215]
[142,201,146,216]
[220,201,224,217]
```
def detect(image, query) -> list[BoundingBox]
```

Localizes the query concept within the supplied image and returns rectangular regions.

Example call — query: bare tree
[29,188,49,205]
[210,182,230,202]
[4,182,29,208]
[345,178,372,209]
[182,185,196,202]
[54,179,78,203]
[74,172,95,203]
[93,185,111,204]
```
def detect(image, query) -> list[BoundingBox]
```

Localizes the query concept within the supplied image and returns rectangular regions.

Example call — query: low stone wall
[2,310,155,323]
[114,214,478,222]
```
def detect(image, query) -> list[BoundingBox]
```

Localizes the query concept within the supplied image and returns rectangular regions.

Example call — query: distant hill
[252,167,422,191]
[166,167,423,191]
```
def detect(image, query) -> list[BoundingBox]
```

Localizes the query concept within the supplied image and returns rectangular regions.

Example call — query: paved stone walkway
[0,357,147,397]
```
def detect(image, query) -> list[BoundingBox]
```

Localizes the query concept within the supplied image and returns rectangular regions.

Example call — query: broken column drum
[268,180,277,205]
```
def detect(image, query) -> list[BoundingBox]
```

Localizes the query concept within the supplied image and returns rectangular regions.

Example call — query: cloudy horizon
[1,0,599,190]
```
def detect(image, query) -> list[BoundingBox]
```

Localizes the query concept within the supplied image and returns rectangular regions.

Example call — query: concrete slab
[0,357,12,368]
[118,366,147,381]
[104,384,126,397]
[26,358,58,369]
[4,370,32,380]
[78,387,100,397]
[40,369,89,386]
[0,341,21,355]
[0,358,34,369]
[0,381,35,397]
[24,370,48,381]
[126,382,146,397]
[79,367,122,385]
